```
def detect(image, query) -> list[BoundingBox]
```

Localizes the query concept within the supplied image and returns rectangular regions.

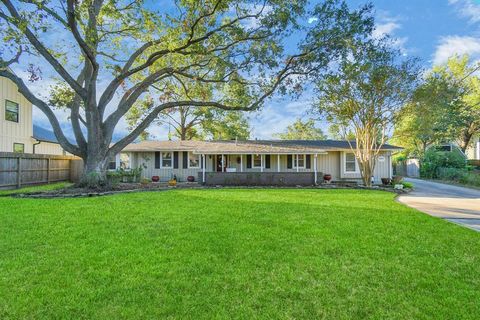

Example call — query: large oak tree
[0,0,373,186]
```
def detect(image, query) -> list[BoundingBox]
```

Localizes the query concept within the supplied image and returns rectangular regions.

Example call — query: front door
[216,155,227,172]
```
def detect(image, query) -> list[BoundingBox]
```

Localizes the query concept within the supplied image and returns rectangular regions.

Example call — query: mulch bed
[9,182,411,199]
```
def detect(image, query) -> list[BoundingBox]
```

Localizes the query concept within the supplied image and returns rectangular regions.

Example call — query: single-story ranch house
[116,140,400,185]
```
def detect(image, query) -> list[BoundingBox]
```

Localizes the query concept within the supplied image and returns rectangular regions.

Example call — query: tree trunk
[359,160,373,187]
[79,146,110,188]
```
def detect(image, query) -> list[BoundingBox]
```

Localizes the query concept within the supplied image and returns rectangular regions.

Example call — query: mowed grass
[0,182,72,196]
[0,189,479,319]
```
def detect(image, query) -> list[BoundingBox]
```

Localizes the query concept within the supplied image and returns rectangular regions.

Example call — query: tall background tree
[0,0,374,187]
[314,40,419,186]
[393,54,480,157]
[275,118,326,140]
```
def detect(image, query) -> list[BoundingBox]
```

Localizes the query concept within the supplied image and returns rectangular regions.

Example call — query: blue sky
[250,0,480,139]
[22,0,480,140]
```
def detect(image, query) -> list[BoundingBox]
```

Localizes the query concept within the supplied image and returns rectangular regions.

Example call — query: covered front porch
[198,153,327,186]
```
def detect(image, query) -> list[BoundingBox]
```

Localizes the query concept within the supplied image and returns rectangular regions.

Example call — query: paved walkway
[397,178,480,232]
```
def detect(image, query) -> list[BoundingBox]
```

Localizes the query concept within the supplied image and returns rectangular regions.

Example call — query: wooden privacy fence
[394,158,420,178]
[0,152,84,189]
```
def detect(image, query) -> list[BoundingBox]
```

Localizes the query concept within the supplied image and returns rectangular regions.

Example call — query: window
[188,152,200,168]
[345,153,357,172]
[293,154,305,169]
[5,100,19,122]
[13,143,24,153]
[108,160,116,170]
[252,154,262,168]
[120,153,130,169]
[161,152,172,168]
[108,155,117,170]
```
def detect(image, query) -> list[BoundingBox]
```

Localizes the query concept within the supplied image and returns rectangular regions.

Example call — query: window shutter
[287,155,292,169]
[265,155,271,169]
[155,152,160,169]
[246,154,252,168]
[306,154,311,169]
[173,151,179,169]
[183,152,188,169]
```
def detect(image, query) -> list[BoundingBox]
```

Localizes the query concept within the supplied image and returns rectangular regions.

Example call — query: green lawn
[0,182,72,196]
[1,189,479,319]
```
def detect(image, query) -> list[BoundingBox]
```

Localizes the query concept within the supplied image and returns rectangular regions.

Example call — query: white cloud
[372,21,400,39]
[449,0,480,23]
[307,17,318,24]
[372,12,409,55]
[250,97,313,139]
[433,36,480,65]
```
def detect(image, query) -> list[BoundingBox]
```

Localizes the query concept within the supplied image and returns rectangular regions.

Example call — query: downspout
[32,139,41,154]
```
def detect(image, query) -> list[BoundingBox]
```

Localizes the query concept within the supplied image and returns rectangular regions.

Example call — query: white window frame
[188,152,201,169]
[344,152,359,173]
[13,142,24,153]
[252,154,262,168]
[293,154,306,169]
[161,151,173,168]
[120,153,131,170]
[5,100,19,123]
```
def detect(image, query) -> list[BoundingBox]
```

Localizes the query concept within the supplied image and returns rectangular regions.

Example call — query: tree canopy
[0,0,376,186]
[314,39,419,186]
[275,118,326,140]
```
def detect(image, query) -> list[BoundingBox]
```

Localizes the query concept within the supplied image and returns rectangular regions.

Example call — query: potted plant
[151,176,160,182]
[168,174,177,186]
[187,176,195,182]
[381,178,392,186]
[323,174,332,183]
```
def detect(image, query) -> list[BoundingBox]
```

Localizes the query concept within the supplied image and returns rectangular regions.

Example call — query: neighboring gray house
[117,140,400,185]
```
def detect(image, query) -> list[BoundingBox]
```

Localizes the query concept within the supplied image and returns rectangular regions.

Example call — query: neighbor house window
[345,153,357,172]
[161,152,172,168]
[293,154,305,168]
[13,143,24,153]
[188,152,200,168]
[5,100,19,122]
[252,154,262,168]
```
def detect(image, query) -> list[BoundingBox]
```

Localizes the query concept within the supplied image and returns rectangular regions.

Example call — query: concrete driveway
[397,178,480,232]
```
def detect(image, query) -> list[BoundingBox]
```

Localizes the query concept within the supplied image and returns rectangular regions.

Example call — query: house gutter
[32,139,41,154]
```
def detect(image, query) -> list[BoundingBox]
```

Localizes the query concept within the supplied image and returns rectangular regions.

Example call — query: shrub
[436,167,480,187]
[401,181,414,189]
[420,149,466,179]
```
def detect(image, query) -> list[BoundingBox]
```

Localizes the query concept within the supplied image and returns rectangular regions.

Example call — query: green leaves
[275,118,326,140]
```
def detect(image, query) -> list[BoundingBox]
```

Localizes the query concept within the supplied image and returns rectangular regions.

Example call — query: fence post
[47,158,51,184]
[16,157,22,189]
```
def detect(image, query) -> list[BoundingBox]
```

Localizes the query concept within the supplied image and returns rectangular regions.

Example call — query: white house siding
[130,152,200,182]
[34,140,67,155]
[127,150,393,184]
[0,76,34,153]
[465,135,480,160]
[340,151,392,182]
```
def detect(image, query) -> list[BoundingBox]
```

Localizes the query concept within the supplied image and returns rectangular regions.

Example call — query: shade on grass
[0,189,479,319]
[0,182,72,196]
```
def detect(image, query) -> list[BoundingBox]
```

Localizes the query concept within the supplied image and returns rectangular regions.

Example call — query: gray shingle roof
[122,139,401,154]
[33,125,58,144]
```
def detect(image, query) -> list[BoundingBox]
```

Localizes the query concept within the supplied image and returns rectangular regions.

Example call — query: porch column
[222,154,225,172]
[202,154,206,183]
[314,154,318,185]
[277,154,280,172]
[296,154,299,172]
[261,154,264,172]
[240,154,243,172]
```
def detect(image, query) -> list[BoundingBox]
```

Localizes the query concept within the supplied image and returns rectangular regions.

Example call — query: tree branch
[1,0,86,98]
[0,70,81,155]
